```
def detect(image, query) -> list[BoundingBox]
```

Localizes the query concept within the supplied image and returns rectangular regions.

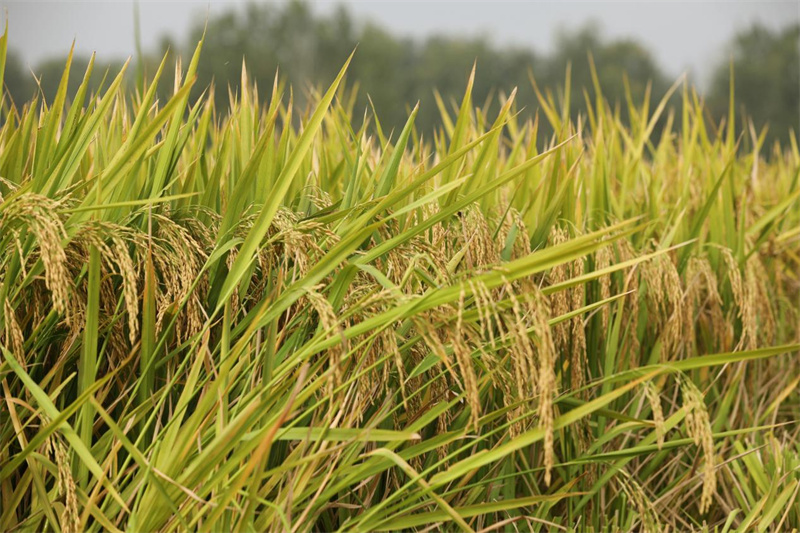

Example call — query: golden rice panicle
[616,239,642,361]
[663,254,687,359]
[643,380,666,450]
[570,256,587,391]
[272,208,315,278]
[547,226,570,353]
[3,195,73,321]
[432,371,455,461]
[503,278,537,396]
[721,248,750,350]
[741,256,760,350]
[224,244,241,316]
[502,277,538,436]
[681,379,716,514]
[684,257,702,352]
[110,235,139,344]
[454,284,481,431]
[305,286,347,391]
[347,291,402,401]
[80,232,135,358]
[511,208,532,258]
[746,253,777,347]
[476,283,523,435]
[385,326,408,409]
[595,244,613,331]
[417,315,458,381]
[463,206,498,270]
[497,206,532,260]
[721,248,745,308]
[54,439,79,533]
[687,256,727,350]
[424,201,449,259]
[43,423,79,533]
[642,252,686,360]
[357,329,383,404]
[641,246,666,317]
[525,286,557,485]
[469,278,497,350]
[152,215,209,340]
[3,299,25,365]
[618,474,662,533]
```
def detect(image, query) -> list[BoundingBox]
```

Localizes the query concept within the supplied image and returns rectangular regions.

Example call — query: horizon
[2,0,798,90]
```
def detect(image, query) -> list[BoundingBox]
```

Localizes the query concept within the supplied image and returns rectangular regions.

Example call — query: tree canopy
[708,23,799,148]
[2,2,797,148]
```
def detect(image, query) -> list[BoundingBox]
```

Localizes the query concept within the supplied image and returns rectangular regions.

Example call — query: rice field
[1,29,799,532]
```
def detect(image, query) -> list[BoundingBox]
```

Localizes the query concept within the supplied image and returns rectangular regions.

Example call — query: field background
[1,5,800,532]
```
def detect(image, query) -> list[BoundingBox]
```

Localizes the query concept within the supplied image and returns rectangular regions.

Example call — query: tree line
[3,1,798,148]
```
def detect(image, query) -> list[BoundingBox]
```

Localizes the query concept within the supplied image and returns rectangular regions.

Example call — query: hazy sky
[2,1,798,87]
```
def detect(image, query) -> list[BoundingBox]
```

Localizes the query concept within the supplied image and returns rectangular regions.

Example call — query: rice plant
[1,26,799,532]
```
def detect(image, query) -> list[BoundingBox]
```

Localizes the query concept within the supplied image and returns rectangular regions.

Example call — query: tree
[2,49,34,108]
[6,1,677,143]
[542,24,672,128]
[33,55,125,104]
[709,23,800,149]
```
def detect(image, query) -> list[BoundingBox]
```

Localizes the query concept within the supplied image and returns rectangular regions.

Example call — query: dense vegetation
[1,23,799,532]
[3,1,799,146]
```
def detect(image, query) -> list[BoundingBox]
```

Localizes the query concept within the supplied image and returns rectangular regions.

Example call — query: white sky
[2,0,798,88]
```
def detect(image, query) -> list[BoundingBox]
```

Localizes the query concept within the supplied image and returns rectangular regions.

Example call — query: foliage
[1,22,800,532]
[708,22,800,149]
[7,2,798,147]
